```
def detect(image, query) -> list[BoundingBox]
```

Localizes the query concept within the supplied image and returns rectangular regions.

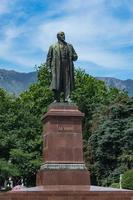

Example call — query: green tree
[8,64,53,186]
[88,97,133,186]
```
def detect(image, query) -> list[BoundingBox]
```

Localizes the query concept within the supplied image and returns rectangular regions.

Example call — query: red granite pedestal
[0,103,133,199]
[36,103,90,189]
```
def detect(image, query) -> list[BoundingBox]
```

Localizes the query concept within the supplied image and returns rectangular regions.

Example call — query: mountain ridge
[0,68,37,95]
[96,77,133,96]
[0,69,133,96]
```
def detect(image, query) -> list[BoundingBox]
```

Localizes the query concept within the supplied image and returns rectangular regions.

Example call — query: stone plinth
[1,190,133,200]
[36,167,89,186]
[37,103,90,188]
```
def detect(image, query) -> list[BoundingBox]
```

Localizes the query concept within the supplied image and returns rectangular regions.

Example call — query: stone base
[0,189,133,200]
[36,168,90,186]
[37,103,91,190]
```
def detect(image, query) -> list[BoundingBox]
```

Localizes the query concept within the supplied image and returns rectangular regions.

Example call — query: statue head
[57,31,65,42]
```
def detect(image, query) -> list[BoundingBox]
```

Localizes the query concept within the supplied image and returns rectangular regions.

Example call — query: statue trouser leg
[64,82,71,102]
[53,90,60,102]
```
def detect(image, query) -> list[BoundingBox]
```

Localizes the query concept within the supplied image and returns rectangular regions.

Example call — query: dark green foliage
[122,169,133,190]
[72,69,109,140]
[0,64,52,186]
[88,97,133,186]
[0,159,20,179]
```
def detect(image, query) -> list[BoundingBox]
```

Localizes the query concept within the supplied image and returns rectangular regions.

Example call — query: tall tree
[88,97,133,186]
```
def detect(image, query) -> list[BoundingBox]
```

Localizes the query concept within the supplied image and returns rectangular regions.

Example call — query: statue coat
[46,42,78,92]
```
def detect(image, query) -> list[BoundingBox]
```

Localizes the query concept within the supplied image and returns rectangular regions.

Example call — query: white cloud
[31,0,133,71]
[79,48,133,69]
[0,0,18,15]
[0,23,40,68]
[0,0,133,75]
[0,0,10,14]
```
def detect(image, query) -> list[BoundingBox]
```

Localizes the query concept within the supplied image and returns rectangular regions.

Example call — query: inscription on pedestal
[58,125,74,132]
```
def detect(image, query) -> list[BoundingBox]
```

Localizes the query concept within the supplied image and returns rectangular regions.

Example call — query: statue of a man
[46,31,78,102]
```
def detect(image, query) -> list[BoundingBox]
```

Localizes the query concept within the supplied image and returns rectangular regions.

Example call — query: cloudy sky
[0,0,133,79]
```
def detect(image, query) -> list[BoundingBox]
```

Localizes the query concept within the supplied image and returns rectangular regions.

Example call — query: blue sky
[0,0,133,80]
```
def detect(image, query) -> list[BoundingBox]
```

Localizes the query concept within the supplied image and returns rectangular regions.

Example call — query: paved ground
[90,185,130,191]
[10,185,131,192]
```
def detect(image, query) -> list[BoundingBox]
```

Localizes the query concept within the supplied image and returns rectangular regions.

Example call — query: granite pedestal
[36,103,90,188]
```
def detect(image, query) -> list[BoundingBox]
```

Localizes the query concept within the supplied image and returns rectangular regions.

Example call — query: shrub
[122,169,133,190]
[110,182,120,189]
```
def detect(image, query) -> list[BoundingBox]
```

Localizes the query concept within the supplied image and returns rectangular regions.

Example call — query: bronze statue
[46,31,78,102]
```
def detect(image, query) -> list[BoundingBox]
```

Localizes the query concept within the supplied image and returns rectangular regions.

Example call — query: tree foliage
[122,169,133,190]
[88,97,133,186]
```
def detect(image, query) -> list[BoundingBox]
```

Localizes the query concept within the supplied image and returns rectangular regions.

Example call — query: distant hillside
[96,77,133,96]
[0,69,133,96]
[0,69,37,95]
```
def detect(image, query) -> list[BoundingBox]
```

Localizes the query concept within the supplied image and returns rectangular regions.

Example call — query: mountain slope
[0,69,133,96]
[0,69,37,95]
[96,77,133,96]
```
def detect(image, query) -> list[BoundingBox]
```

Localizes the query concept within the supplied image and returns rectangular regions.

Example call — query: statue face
[57,32,65,42]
